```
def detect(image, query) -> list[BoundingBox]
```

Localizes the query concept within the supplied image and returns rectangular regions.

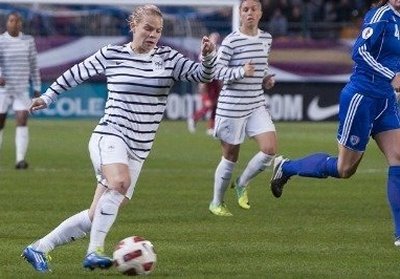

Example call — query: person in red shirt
[188,32,222,135]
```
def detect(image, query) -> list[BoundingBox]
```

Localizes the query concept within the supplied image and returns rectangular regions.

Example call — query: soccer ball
[113,236,157,276]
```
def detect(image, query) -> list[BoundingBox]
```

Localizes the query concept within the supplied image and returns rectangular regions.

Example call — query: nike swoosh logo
[307,97,338,121]
[100,210,114,216]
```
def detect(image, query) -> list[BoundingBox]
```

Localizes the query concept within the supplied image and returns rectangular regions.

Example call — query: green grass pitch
[0,120,398,278]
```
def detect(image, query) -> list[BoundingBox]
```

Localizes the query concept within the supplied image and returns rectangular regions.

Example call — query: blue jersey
[350,4,400,98]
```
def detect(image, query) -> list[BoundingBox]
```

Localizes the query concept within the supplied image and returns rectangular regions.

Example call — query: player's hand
[201,36,216,56]
[392,73,400,92]
[243,61,255,77]
[29,97,47,113]
[263,74,276,90]
[33,90,41,98]
[0,77,5,86]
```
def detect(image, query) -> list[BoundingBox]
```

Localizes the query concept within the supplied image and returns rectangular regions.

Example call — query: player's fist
[243,61,255,77]
[29,97,47,113]
[263,74,276,90]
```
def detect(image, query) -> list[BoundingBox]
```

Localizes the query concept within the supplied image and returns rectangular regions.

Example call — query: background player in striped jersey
[209,0,277,216]
[0,12,41,169]
[270,0,400,246]
[21,4,216,272]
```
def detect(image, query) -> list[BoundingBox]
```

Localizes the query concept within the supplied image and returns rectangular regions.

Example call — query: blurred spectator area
[0,1,378,39]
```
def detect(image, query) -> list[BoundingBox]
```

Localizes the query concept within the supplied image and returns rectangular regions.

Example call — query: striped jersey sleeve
[41,46,107,105]
[41,44,216,161]
[215,30,272,119]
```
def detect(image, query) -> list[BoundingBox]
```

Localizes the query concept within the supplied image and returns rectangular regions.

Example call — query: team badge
[350,135,360,146]
[152,57,164,71]
[362,27,373,39]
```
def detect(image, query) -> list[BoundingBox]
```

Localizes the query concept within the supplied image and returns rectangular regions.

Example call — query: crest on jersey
[350,135,360,146]
[362,27,373,40]
[152,57,164,71]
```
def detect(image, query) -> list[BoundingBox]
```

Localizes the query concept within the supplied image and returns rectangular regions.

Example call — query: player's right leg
[271,89,371,198]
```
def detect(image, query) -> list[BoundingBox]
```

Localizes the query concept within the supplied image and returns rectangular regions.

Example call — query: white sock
[34,209,91,253]
[212,157,236,205]
[87,190,125,254]
[16,126,28,162]
[238,152,274,187]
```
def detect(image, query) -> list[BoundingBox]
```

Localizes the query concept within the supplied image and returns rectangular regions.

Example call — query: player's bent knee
[337,167,357,179]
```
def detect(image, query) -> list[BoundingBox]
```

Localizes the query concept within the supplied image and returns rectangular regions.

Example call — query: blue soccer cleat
[21,245,51,272]
[83,250,113,270]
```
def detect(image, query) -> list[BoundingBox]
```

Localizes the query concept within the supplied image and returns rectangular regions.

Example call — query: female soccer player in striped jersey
[0,12,41,169]
[209,0,277,216]
[22,5,216,272]
[270,0,400,246]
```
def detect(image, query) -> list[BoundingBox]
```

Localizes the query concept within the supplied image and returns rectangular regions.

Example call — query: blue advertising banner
[33,82,202,120]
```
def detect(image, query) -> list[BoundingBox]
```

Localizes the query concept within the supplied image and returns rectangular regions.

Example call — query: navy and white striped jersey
[0,32,41,94]
[351,3,400,98]
[214,30,272,119]
[41,43,216,161]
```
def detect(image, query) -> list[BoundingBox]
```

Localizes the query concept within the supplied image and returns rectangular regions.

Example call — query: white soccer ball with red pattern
[113,236,157,276]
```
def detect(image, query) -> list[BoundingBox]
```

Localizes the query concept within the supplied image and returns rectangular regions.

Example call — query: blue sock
[282,153,340,178]
[387,166,400,238]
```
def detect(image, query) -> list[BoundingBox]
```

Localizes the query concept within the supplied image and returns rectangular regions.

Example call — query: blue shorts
[337,84,400,152]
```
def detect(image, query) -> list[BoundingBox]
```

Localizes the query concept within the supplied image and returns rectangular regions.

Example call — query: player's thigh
[246,106,276,137]
[337,91,381,152]
[372,95,400,164]
[88,133,130,189]
[214,116,246,145]
[375,129,400,165]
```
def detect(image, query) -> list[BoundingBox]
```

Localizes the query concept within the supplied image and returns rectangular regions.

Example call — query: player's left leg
[375,129,400,246]
[373,96,400,246]
[233,107,276,209]
[271,90,374,197]
[84,134,143,269]
[14,110,29,169]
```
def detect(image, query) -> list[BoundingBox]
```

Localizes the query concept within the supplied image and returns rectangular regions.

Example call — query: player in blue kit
[271,0,400,246]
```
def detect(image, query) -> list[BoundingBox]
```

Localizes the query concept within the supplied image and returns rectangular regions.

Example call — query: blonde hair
[128,4,163,27]
[239,0,262,9]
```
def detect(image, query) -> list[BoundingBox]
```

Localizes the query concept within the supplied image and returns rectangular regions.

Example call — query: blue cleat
[83,251,113,270]
[21,245,51,272]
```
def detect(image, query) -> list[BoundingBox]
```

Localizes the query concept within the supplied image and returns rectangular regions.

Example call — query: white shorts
[214,106,275,145]
[0,92,31,113]
[88,133,143,199]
